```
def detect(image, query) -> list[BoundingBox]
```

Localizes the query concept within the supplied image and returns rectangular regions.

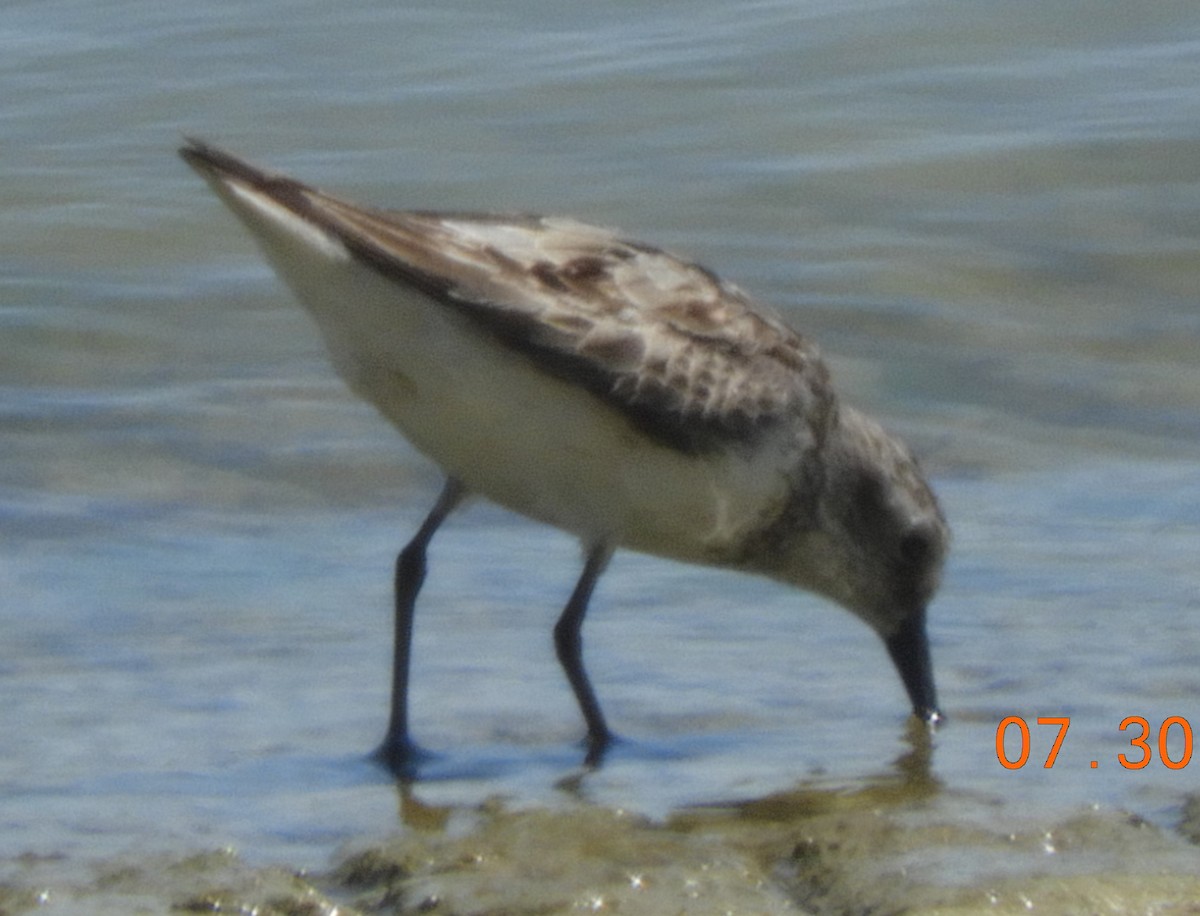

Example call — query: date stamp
[996,715,1194,770]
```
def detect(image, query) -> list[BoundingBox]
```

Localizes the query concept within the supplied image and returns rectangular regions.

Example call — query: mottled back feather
[182,139,835,453]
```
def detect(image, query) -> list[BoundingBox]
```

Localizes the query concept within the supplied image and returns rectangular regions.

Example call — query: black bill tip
[884,606,941,725]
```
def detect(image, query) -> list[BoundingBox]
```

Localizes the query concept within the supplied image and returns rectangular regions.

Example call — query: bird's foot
[371,733,433,780]
[582,729,617,769]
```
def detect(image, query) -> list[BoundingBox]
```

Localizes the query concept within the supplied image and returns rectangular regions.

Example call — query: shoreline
[6,790,1198,915]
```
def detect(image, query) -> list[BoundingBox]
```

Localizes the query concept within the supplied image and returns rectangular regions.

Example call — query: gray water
[3,0,1199,894]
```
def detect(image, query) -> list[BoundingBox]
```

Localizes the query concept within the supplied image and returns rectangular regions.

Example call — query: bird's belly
[300,265,789,563]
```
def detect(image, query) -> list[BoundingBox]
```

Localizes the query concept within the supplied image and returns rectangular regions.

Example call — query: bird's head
[775,405,948,723]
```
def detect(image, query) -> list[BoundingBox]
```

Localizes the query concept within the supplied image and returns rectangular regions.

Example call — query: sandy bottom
[4,786,1200,915]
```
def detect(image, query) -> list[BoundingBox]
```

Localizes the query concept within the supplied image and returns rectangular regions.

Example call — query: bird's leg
[553,543,615,767]
[374,477,465,775]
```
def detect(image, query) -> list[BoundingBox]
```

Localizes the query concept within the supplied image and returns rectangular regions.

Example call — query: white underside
[211,181,794,564]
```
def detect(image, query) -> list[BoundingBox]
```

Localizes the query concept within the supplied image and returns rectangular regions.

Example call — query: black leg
[553,543,614,766]
[374,477,465,774]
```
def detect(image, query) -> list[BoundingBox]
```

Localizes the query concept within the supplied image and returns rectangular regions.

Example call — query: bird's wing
[181,139,834,452]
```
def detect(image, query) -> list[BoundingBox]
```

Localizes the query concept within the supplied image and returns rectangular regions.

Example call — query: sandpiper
[180,138,949,771]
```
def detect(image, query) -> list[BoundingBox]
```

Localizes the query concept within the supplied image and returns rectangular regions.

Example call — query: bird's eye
[899,526,936,567]
[851,471,887,529]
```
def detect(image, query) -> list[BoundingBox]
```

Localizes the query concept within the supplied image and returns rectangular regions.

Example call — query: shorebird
[180,138,948,772]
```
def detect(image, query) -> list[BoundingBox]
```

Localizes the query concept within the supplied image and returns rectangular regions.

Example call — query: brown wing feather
[182,140,834,453]
[306,199,835,452]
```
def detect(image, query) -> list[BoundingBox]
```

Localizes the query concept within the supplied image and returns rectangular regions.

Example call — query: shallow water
[3,0,1200,910]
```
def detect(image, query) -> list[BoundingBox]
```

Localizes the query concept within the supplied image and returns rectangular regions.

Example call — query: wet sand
[5,787,1199,915]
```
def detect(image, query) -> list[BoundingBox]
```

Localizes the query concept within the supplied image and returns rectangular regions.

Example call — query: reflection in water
[394,782,453,834]
[675,714,941,824]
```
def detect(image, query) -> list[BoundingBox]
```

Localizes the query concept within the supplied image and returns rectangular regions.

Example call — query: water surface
[2,0,1199,908]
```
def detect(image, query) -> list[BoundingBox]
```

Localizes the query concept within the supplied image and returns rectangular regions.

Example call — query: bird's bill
[884,606,941,725]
